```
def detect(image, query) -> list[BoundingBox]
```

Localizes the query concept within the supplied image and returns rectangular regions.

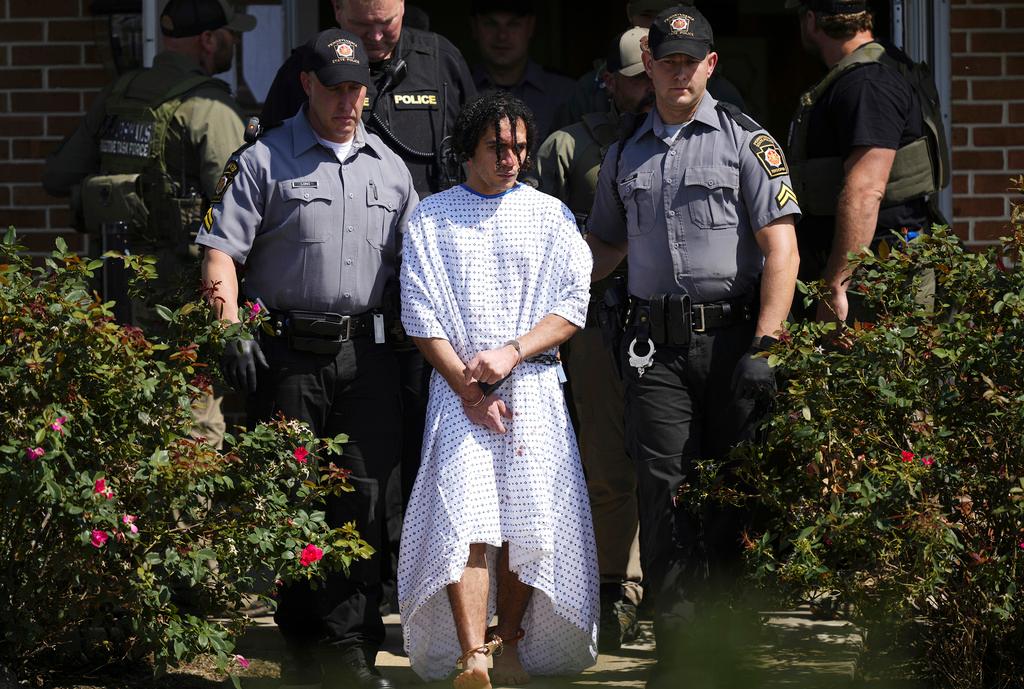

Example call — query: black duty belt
[268,308,378,354]
[628,293,754,346]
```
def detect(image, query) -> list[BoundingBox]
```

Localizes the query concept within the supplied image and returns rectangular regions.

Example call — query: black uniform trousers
[247,332,401,662]
[620,317,761,655]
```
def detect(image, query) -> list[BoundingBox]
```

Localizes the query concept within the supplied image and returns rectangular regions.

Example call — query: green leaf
[801,406,812,421]
[155,304,175,322]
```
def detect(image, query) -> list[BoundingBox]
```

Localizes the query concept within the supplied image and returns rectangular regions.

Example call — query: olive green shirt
[535,110,626,300]
[535,110,621,220]
[42,51,245,201]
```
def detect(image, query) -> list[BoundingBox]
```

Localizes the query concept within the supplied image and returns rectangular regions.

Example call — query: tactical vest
[788,42,950,218]
[81,71,225,250]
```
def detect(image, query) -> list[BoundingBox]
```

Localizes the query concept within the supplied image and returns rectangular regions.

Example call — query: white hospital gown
[398,183,600,680]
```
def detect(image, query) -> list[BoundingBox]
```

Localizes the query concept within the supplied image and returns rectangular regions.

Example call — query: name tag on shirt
[291,181,319,188]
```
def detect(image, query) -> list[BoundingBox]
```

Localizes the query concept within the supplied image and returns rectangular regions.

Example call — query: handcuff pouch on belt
[283,310,352,355]
[644,293,693,347]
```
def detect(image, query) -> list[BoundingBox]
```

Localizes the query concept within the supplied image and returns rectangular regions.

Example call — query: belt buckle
[338,315,352,342]
[692,304,706,333]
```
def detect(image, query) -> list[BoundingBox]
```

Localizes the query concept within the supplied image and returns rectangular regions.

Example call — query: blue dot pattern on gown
[397,183,600,680]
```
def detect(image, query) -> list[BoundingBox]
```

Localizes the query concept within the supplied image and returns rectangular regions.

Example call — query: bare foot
[491,644,530,686]
[454,649,491,689]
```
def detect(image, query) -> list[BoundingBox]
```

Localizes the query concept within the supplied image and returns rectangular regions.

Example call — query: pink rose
[299,543,324,567]
[90,530,109,548]
[921,456,935,467]
[122,514,139,534]
[293,447,309,464]
[900,451,915,463]
[234,654,250,670]
[51,416,67,433]
[25,447,44,461]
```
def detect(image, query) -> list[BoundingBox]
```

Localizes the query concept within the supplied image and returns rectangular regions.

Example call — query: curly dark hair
[451,91,538,172]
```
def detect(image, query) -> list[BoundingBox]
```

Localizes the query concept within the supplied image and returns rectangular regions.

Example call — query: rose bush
[715,184,1024,688]
[0,228,372,683]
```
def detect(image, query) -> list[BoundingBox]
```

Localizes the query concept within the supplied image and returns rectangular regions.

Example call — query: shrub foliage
[731,186,1024,688]
[0,229,371,681]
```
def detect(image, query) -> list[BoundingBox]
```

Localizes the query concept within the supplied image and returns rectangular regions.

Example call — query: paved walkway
[235,609,864,688]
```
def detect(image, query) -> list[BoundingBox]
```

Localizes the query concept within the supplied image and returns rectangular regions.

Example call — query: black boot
[322,646,394,689]
[598,583,640,652]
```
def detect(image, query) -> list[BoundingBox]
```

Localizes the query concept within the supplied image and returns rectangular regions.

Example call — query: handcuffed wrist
[503,339,522,365]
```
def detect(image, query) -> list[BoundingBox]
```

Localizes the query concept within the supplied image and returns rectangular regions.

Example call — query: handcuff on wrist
[463,339,524,404]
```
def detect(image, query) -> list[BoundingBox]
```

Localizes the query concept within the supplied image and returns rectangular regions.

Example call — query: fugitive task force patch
[750,133,789,178]
[666,13,694,35]
[212,160,239,202]
[776,182,798,210]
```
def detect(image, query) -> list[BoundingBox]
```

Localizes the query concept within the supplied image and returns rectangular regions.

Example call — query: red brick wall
[951,0,1024,245]
[0,0,109,256]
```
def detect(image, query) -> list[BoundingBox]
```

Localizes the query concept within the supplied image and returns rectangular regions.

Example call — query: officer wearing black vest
[41,0,257,450]
[787,0,949,322]
[260,0,476,199]
[586,7,800,687]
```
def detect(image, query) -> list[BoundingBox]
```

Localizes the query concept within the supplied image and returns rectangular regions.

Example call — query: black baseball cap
[160,0,256,38]
[648,6,714,60]
[470,0,535,15]
[784,0,868,12]
[302,29,371,88]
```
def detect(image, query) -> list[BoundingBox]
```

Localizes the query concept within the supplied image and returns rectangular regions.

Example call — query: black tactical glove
[221,338,269,393]
[730,335,779,400]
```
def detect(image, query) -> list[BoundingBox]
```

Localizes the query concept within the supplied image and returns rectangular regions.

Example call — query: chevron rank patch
[776,182,798,210]
[750,133,789,178]
[203,207,214,231]
[212,160,239,202]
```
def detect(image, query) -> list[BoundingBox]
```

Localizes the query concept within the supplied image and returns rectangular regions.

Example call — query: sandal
[455,628,525,670]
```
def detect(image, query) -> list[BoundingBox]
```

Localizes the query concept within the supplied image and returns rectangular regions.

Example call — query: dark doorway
[316,1,895,144]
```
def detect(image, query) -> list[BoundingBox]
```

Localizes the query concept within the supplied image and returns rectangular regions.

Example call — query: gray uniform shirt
[588,94,801,303]
[196,109,418,314]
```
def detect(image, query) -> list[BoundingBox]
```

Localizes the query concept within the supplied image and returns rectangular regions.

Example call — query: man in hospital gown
[398,91,599,688]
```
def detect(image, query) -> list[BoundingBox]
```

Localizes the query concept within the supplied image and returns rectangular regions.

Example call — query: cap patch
[750,133,790,179]
[331,39,360,64]
[776,182,798,210]
[667,13,694,36]
[212,160,239,202]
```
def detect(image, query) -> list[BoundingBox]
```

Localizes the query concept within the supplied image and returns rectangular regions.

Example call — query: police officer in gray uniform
[586,7,799,686]
[197,28,416,689]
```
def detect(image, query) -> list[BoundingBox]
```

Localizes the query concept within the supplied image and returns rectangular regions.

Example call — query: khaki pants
[564,321,642,596]
[191,392,225,450]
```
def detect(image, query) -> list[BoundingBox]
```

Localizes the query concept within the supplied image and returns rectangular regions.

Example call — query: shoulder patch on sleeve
[750,133,790,179]
[211,160,240,203]
[775,182,798,210]
[202,206,214,231]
